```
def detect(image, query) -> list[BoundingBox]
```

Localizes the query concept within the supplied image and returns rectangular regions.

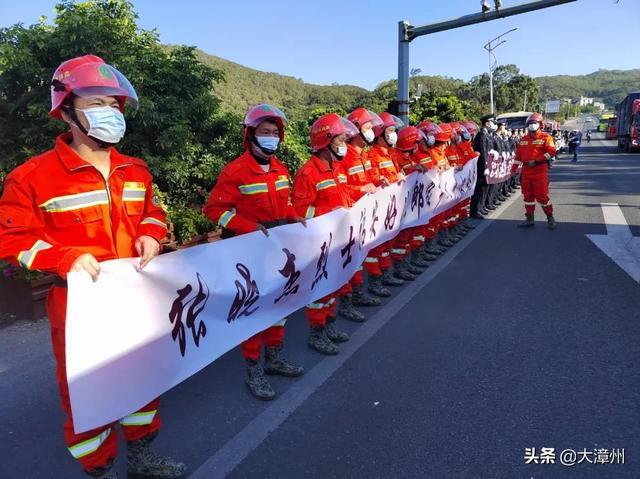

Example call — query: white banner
[66,159,477,433]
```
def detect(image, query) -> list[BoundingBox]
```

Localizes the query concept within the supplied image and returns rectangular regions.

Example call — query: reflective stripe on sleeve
[364,257,379,263]
[218,210,236,227]
[68,429,112,459]
[305,206,316,219]
[17,240,53,269]
[140,217,166,228]
[378,160,394,169]
[120,410,157,427]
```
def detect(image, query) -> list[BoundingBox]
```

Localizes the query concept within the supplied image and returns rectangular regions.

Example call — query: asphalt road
[1,133,639,479]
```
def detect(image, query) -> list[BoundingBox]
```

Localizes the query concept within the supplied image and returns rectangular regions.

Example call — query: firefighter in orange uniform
[368,112,417,282]
[451,121,478,234]
[416,120,448,257]
[204,103,306,400]
[514,112,557,229]
[389,126,433,271]
[431,123,461,247]
[345,108,397,296]
[333,116,382,314]
[292,114,353,355]
[0,55,185,479]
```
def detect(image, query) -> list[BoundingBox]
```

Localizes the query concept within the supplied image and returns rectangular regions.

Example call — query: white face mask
[78,106,126,144]
[528,123,540,132]
[489,123,498,132]
[385,131,398,147]
[362,128,375,144]
[427,134,435,147]
[335,144,347,158]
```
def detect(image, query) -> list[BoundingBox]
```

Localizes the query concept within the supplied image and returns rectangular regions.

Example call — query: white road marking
[586,203,640,283]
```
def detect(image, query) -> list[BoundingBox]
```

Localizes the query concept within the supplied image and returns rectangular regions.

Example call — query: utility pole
[523,90,528,111]
[396,0,577,125]
[484,27,518,114]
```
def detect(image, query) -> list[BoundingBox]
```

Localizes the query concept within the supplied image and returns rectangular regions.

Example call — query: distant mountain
[536,69,640,108]
[195,48,639,116]
[195,50,370,119]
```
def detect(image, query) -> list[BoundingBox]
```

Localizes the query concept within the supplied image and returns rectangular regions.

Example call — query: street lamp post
[484,27,517,115]
[396,0,577,125]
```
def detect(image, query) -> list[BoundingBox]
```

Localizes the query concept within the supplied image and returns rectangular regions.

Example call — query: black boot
[382,268,404,287]
[352,283,381,306]
[423,238,443,255]
[244,359,276,400]
[410,250,431,268]
[546,215,557,230]
[438,231,455,248]
[368,275,391,297]
[393,259,417,281]
[85,460,117,478]
[337,294,366,322]
[264,346,304,377]
[517,214,535,228]
[308,326,339,354]
[325,317,350,343]
[127,432,187,479]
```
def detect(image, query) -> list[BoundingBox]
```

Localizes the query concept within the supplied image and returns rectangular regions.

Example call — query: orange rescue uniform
[0,133,167,470]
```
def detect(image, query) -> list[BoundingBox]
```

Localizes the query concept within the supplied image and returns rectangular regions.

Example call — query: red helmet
[243,103,287,148]
[417,120,442,136]
[50,55,138,119]
[396,126,425,151]
[461,120,479,136]
[527,112,544,125]
[437,123,453,142]
[374,112,405,137]
[310,113,349,152]
[450,122,469,140]
[347,107,383,131]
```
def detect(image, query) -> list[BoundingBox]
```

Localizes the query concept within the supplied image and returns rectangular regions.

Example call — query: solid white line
[189,196,517,478]
[600,203,632,243]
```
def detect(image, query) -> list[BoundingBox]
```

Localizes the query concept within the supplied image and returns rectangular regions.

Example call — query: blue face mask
[462,132,471,141]
[255,136,279,153]
[78,106,126,144]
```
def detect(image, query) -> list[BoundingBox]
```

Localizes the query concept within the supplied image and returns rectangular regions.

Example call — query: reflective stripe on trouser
[240,325,285,360]
[392,230,412,261]
[306,293,334,327]
[379,241,393,271]
[364,244,385,276]
[47,287,161,470]
[408,226,426,250]
[521,172,551,215]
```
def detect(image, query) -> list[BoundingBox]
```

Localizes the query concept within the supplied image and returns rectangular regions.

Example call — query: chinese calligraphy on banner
[65,160,477,433]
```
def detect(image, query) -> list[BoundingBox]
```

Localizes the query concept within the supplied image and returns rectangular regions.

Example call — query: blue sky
[1,0,638,90]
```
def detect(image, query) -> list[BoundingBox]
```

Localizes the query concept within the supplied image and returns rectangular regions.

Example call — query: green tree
[0,0,233,241]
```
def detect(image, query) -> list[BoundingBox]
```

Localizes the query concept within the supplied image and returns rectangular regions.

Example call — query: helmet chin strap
[65,107,113,149]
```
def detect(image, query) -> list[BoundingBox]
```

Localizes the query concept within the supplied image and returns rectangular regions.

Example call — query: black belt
[53,276,68,288]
